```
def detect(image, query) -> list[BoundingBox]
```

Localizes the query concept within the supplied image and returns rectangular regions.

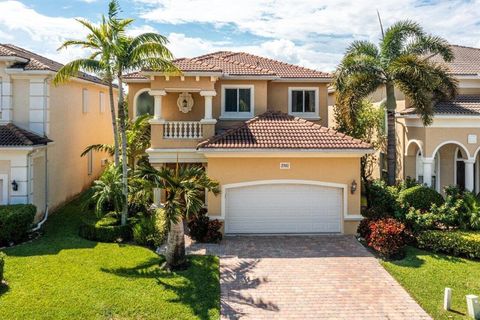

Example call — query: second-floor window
[99,92,105,113]
[82,89,89,113]
[221,85,254,119]
[288,87,319,119]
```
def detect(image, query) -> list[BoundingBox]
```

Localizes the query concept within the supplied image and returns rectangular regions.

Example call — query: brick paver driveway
[188,235,430,320]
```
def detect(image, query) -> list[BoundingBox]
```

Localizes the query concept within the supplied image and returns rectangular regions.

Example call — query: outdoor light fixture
[11,180,18,191]
[350,180,357,194]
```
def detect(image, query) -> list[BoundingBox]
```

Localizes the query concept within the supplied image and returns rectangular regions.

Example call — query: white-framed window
[288,87,319,119]
[221,84,254,119]
[99,92,105,113]
[82,88,89,113]
[87,150,93,176]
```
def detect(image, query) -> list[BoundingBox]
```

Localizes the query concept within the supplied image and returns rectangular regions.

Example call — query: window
[87,150,93,176]
[221,85,254,118]
[288,87,319,118]
[82,89,89,113]
[99,92,105,113]
[136,91,154,117]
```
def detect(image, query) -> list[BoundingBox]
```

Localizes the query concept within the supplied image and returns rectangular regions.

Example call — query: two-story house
[125,51,372,235]
[0,44,113,222]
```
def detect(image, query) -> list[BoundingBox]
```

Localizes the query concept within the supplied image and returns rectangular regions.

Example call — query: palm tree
[53,1,128,166]
[81,114,151,170]
[334,20,457,185]
[138,164,220,270]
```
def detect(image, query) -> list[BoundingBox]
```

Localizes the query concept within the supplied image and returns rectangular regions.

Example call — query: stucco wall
[12,79,29,128]
[267,82,329,127]
[48,80,113,209]
[205,156,362,234]
[32,153,46,220]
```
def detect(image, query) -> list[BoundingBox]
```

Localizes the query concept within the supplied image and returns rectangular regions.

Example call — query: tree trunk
[108,79,120,167]
[117,77,129,226]
[385,81,397,186]
[165,220,187,270]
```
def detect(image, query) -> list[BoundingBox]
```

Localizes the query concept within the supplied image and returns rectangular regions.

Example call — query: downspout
[31,78,49,231]
[31,147,48,232]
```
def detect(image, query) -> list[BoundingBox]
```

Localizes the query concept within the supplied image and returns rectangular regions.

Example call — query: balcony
[163,121,203,139]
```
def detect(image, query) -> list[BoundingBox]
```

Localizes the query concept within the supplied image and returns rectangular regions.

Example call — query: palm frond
[403,35,454,62]
[81,143,115,157]
[381,20,424,61]
[345,40,379,59]
[53,59,104,85]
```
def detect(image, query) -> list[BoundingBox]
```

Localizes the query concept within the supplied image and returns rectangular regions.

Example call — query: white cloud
[138,0,480,69]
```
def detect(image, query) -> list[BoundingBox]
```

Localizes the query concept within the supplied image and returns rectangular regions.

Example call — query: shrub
[0,252,5,283]
[187,209,223,243]
[357,218,374,240]
[417,230,480,259]
[79,216,132,243]
[0,204,36,246]
[364,180,399,218]
[132,209,167,247]
[367,218,406,259]
[398,185,444,211]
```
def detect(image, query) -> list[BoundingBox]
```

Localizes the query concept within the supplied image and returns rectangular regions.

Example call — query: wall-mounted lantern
[11,180,18,191]
[350,180,357,194]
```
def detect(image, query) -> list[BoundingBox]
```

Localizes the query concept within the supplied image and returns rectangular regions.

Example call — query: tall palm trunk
[107,78,120,166]
[117,76,129,226]
[165,220,186,269]
[385,81,397,186]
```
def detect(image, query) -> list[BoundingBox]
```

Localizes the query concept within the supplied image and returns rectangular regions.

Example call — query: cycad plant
[138,164,220,270]
[334,20,457,185]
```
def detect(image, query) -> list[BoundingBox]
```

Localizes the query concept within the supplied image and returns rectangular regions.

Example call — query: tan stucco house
[0,44,113,221]
[359,45,480,194]
[125,51,372,234]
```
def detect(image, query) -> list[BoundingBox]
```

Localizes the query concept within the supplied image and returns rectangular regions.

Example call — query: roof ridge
[450,44,480,51]
[234,51,328,76]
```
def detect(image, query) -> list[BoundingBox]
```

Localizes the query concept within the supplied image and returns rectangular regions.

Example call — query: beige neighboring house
[0,44,114,221]
[125,51,372,234]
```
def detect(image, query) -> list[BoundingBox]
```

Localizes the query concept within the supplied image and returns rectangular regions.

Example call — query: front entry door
[457,161,465,190]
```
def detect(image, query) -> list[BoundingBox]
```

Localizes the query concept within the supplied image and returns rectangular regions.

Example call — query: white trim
[220,84,254,119]
[220,179,352,233]
[431,140,471,159]
[288,87,320,119]
[147,148,207,163]
[273,78,332,83]
[133,88,154,117]
[0,56,28,63]
[0,174,8,205]
[405,139,424,156]
[201,149,373,157]
[403,116,480,128]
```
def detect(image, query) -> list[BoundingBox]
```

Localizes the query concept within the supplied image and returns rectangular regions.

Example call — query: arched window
[136,91,154,117]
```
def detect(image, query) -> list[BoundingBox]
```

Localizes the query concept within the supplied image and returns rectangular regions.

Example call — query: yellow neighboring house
[125,51,373,235]
[0,44,114,222]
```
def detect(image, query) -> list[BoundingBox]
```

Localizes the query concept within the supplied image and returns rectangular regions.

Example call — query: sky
[1,0,480,72]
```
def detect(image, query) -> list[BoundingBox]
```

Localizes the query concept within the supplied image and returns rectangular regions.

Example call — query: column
[1,75,13,122]
[149,90,166,120]
[423,157,433,187]
[465,159,475,191]
[200,90,217,122]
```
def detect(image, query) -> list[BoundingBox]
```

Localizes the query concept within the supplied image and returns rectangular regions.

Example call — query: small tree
[334,99,386,185]
[138,164,220,270]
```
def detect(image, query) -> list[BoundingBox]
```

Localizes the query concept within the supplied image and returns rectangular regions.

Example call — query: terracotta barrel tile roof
[198,112,371,150]
[126,51,332,80]
[0,123,52,147]
[429,45,480,75]
[400,95,480,116]
[0,44,107,85]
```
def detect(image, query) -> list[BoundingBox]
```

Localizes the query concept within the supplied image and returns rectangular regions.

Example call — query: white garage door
[225,182,343,234]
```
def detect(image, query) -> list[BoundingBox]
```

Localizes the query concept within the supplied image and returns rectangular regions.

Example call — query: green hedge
[0,252,5,283]
[0,204,36,246]
[79,216,132,243]
[417,230,480,259]
[398,185,444,211]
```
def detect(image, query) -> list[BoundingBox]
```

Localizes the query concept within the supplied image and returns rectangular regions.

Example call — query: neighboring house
[125,51,372,234]
[0,44,113,221]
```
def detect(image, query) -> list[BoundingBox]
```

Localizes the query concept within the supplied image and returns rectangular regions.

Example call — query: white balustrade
[163,121,203,139]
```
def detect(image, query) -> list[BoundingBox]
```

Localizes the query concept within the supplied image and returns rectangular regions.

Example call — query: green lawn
[381,246,480,319]
[0,196,220,320]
